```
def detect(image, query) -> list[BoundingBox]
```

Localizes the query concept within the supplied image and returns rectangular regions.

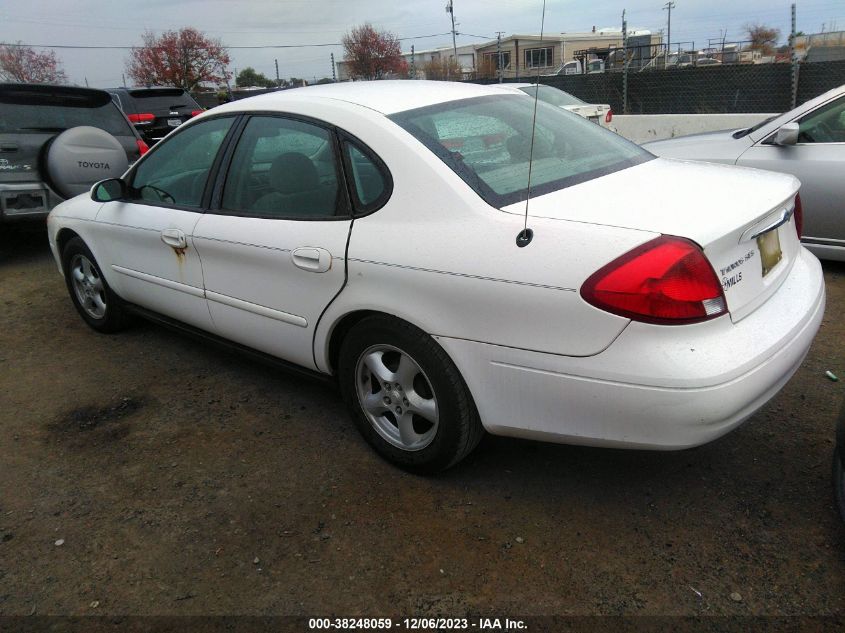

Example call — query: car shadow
[0,223,51,266]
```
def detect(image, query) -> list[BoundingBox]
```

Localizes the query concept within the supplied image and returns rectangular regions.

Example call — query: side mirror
[773,122,800,146]
[91,178,127,202]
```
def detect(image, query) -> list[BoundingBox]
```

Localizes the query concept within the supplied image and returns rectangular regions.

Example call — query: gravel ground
[1,225,844,619]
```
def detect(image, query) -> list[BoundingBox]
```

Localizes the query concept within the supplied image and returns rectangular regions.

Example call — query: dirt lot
[1,225,844,620]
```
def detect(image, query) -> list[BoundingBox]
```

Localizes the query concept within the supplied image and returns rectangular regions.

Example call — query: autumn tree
[0,43,66,83]
[341,23,407,80]
[236,67,275,88]
[126,28,230,91]
[745,23,781,56]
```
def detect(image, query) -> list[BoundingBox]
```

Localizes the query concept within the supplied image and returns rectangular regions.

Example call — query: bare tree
[421,58,462,81]
[745,23,781,56]
[341,23,407,80]
[0,43,67,83]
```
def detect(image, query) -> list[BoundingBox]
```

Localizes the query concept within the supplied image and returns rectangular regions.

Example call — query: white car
[493,83,613,127]
[47,80,824,472]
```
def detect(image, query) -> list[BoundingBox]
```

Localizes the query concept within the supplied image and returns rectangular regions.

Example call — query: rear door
[192,114,356,370]
[737,94,845,252]
[94,115,236,330]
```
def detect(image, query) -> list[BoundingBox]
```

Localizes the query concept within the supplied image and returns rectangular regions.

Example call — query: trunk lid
[503,157,802,322]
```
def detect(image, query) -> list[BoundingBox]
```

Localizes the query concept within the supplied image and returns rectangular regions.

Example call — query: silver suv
[0,83,146,227]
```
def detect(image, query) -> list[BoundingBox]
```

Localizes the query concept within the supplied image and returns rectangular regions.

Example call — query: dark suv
[107,87,203,145]
[0,83,146,227]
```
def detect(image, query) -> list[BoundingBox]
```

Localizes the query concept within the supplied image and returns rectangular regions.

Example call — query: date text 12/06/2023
[307,617,528,630]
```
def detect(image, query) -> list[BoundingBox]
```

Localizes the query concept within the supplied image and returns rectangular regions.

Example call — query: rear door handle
[292,247,332,273]
[161,228,187,249]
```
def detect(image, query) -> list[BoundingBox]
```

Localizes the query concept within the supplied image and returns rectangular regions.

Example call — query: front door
[94,116,236,330]
[738,95,845,252]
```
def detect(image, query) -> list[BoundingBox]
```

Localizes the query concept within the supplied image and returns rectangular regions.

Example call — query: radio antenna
[516,0,547,248]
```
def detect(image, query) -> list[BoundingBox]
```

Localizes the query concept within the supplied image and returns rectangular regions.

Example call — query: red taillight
[605,108,613,124]
[136,139,149,156]
[191,109,203,117]
[127,113,155,124]
[793,193,803,238]
[580,235,727,325]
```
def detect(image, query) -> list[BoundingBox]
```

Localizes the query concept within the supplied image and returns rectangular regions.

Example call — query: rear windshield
[390,95,651,207]
[0,87,133,136]
[127,89,197,112]
[518,85,586,107]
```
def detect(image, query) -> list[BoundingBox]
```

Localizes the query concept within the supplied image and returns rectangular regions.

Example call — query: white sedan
[493,82,613,127]
[47,80,824,472]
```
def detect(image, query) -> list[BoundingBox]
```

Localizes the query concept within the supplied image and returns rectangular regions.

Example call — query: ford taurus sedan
[645,84,845,262]
[47,81,825,472]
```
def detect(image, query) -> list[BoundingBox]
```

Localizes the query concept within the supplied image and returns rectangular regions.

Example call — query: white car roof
[213,80,518,116]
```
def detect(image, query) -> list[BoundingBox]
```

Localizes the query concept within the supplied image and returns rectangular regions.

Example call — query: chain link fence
[475,59,845,115]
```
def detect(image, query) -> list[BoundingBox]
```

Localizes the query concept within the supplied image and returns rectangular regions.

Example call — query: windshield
[390,95,651,207]
[127,89,197,113]
[518,85,586,107]
[0,87,133,136]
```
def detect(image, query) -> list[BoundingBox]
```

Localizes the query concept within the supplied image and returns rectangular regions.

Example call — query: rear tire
[338,315,483,473]
[62,236,130,333]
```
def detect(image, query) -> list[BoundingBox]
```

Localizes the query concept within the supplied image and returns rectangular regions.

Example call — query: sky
[0,0,843,87]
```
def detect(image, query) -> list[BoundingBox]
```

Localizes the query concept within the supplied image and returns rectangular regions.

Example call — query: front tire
[338,315,483,473]
[62,236,130,333]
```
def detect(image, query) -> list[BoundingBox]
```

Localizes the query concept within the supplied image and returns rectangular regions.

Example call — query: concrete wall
[609,113,776,144]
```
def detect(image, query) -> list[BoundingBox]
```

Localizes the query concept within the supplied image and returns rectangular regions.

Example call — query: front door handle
[292,247,332,273]
[161,228,187,249]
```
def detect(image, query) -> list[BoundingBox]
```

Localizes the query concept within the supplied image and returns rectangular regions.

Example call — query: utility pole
[410,45,416,79]
[330,52,336,82]
[790,3,799,109]
[622,9,628,114]
[496,31,504,82]
[663,1,675,63]
[122,73,126,87]
[84,77,89,87]
[275,59,280,87]
[446,0,458,78]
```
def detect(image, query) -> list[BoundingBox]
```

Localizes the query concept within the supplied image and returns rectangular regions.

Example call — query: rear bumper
[436,247,825,449]
[0,182,61,223]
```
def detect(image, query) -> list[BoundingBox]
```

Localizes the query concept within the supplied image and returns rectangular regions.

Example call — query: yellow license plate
[757,228,782,277]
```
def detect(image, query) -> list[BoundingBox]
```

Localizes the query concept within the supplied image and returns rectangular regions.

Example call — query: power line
[0,32,455,50]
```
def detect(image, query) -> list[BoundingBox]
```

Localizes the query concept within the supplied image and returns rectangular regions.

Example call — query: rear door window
[220,115,344,219]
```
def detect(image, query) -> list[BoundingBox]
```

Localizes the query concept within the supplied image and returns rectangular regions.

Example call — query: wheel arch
[321,309,452,377]
[55,228,82,271]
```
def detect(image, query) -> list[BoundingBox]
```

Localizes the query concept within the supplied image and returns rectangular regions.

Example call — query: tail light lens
[605,108,613,124]
[191,109,204,117]
[580,235,727,325]
[127,113,155,124]
[793,193,803,238]
[136,139,149,156]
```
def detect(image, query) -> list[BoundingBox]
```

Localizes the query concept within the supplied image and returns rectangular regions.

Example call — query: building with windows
[474,29,662,78]
[334,28,663,81]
